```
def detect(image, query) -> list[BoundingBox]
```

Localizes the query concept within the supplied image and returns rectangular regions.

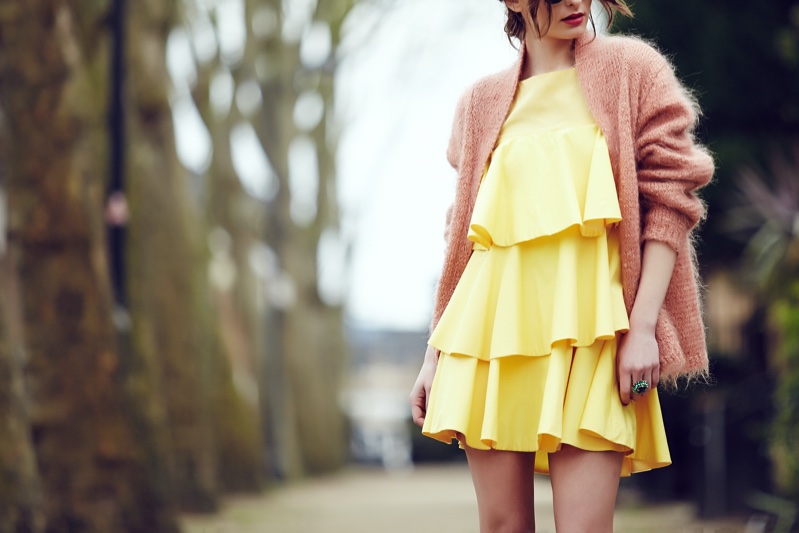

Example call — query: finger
[425,382,432,410]
[652,366,660,390]
[618,370,631,406]
[410,388,426,427]
[631,373,650,399]
[411,398,426,427]
[633,373,648,399]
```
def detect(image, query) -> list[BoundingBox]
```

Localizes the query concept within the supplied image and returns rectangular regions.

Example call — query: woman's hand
[409,344,439,427]
[616,239,676,405]
[617,324,660,406]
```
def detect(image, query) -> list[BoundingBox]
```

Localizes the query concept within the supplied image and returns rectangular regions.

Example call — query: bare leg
[463,438,537,533]
[548,444,624,533]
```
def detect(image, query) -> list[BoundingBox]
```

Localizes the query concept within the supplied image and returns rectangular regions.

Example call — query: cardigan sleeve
[446,87,471,171]
[442,88,471,241]
[635,54,714,253]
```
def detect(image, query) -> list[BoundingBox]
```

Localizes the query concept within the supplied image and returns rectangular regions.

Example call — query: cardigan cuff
[641,205,693,254]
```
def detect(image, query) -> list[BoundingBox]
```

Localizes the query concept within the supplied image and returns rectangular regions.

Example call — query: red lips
[562,13,585,26]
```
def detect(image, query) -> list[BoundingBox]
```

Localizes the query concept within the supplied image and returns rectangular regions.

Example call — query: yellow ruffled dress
[421,68,671,476]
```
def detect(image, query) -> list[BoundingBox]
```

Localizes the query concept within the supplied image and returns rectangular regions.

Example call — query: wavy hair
[501,0,632,44]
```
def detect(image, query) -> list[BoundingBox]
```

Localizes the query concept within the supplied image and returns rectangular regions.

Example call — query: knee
[480,512,536,533]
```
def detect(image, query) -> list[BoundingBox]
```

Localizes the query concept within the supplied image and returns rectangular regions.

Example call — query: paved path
[181,463,747,533]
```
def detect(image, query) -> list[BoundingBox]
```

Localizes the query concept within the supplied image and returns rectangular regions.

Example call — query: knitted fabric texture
[430,32,715,382]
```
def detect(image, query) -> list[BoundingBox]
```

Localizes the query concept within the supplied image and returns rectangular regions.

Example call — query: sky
[337,0,517,331]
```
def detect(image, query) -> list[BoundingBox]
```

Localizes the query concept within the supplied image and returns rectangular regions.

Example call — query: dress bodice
[468,67,622,250]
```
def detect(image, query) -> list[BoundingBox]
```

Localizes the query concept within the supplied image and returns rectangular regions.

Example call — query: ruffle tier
[469,126,621,249]
[428,225,630,359]
[421,339,672,476]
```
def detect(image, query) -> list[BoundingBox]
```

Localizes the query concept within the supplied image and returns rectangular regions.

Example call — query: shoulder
[604,34,699,118]
[445,59,518,165]
[455,58,519,111]
[580,32,673,79]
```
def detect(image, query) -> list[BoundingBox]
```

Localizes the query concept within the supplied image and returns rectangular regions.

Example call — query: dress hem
[421,428,672,477]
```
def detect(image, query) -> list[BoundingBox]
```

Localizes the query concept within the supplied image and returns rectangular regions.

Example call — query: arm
[617,47,714,401]
[635,53,714,254]
[617,240,676,405]
[410,344,440,427]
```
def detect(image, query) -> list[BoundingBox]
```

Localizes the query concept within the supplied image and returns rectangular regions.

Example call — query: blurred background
[0,0,798,531]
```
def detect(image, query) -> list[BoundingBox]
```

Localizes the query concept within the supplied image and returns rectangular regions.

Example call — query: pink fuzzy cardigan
[430,31,715,382]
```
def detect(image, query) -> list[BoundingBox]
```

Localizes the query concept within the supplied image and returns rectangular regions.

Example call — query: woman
[409,0,714,531]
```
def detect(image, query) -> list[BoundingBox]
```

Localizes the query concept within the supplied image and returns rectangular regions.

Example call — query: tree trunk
[125,0,221,511]
[0,2,177,530]
[178,0,355,482]
[0,245,45,531]
[190,38,268,490]
[252,0,351,477]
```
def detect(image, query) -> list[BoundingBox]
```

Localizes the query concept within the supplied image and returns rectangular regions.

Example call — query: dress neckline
[519,66,577,85]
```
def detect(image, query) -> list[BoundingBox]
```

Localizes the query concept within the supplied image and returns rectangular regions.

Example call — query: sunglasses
[545,0,565,4]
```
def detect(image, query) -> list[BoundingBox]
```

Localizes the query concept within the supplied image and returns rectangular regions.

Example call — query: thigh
[549,444,624,533]
[463,439,537,533]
